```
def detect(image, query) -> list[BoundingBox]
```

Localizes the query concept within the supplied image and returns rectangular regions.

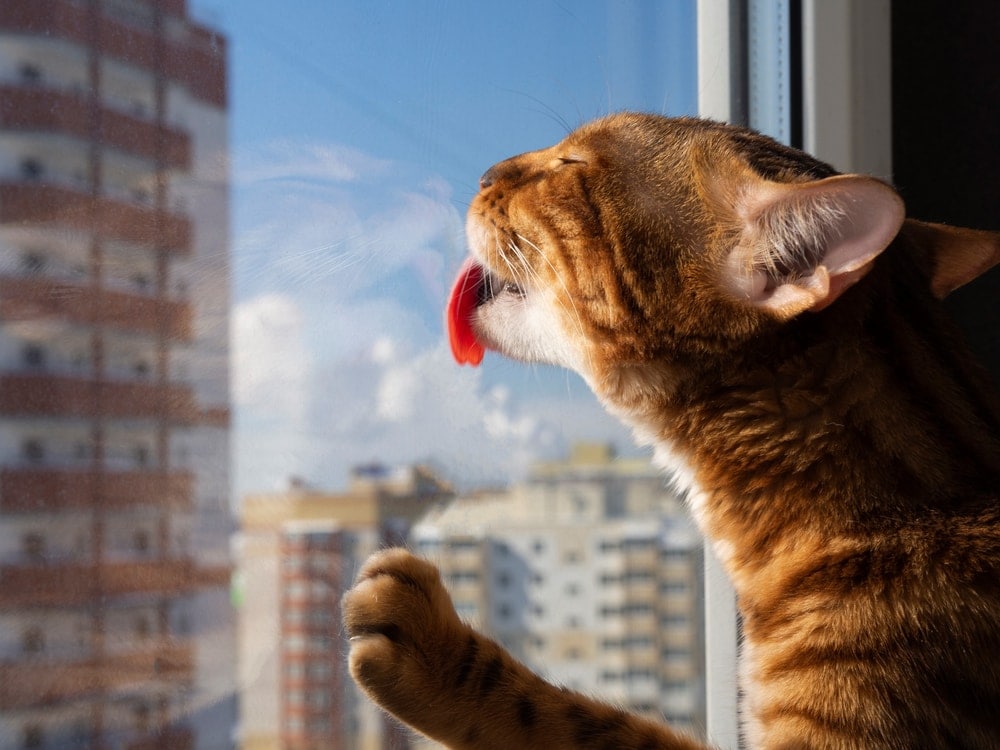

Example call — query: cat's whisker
[513,232,592,370]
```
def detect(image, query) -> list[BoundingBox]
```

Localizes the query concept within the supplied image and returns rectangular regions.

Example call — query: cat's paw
[342,548,467,715]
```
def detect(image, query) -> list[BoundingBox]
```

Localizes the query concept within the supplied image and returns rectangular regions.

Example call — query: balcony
[0,85,191,169]
[0,467,193,513]
[0,642,193,710]
[0,0,226,107]
[0,373,198,423]
[0,559,198,608]
[0,275,193,341]
[0,182,191,252]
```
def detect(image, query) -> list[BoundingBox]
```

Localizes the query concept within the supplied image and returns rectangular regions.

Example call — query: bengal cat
[343,113,1000,749]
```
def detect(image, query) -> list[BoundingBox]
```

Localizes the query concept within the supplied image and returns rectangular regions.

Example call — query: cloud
[232,139,633,499]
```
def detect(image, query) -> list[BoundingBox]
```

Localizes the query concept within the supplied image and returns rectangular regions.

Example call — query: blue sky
[188,0,698,499]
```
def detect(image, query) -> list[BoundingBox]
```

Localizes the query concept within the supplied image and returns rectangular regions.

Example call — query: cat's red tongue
[446,258,486,366]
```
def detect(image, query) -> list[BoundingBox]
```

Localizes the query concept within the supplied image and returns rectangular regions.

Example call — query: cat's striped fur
[343,114,1000,749]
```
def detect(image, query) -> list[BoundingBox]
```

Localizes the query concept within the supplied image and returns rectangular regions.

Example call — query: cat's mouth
[446,258,526,366]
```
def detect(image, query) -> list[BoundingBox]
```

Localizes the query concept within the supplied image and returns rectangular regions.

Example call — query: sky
[187,0,699,500]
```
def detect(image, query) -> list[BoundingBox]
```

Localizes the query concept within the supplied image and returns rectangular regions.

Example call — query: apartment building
[0,1,233,748]
[238,465,453,750]
[413,443,705,741]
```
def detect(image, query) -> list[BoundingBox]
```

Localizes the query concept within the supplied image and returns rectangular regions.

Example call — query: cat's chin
[446,255,585,372]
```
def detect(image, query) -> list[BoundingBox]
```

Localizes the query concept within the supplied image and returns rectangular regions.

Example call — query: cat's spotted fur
[343,113,1000,749]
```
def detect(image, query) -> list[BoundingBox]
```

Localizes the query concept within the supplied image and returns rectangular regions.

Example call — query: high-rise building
[0,1,233,748]
[412,444,706,743]
[237,466,453,750]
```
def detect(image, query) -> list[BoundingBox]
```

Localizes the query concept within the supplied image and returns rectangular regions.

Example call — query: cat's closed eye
[548,155,585,169]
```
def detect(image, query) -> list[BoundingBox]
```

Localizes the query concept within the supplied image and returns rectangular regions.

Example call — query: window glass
[0,1,702,748]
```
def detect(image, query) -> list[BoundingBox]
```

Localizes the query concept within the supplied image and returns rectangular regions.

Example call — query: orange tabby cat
[343,113,1000,749]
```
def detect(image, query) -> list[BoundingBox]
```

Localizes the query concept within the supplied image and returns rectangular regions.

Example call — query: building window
[22,627,44,654]
[134,530,150,554]
[21,253,45,275]
[308,689,330,708]
[22,725,43,749]
[307,662,332,679]
[22,345,45,369]
[22,439,44,464]
[22,532,45,560]
[20,159,43,180]
[133,702,150,733]
[19,63,42,84]
[283,634,306,652]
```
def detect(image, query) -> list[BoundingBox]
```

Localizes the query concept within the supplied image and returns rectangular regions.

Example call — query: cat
[343,113,1000,749]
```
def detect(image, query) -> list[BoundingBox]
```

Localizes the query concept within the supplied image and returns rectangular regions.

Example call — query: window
[22,440,44,464]
[133,702,150,733]
[22,532,45,560]
[20,159,43,180]
[133,530,150,554]
[22,345,45,369]
[21,253,45,275]
[22,627,44,654]
[22,725,43,749]
[19,63,42,84]
[0,4,710,748]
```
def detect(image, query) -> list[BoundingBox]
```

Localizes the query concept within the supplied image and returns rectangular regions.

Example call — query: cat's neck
[616,240,1000,578]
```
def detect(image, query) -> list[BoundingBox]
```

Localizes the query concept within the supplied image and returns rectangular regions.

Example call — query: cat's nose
[479,165,501,189]
[479,159,520,189]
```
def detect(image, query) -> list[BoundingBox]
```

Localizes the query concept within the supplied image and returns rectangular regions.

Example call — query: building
[0,1,233,748]
[412,444,706,743]
[237,465,453,750]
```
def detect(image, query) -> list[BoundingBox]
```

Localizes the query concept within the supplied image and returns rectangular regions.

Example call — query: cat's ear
[902,220,1000,298]
[723,174,905,319]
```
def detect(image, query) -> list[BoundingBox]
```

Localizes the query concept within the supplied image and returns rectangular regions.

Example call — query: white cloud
[232,293,310,414]
[235,140,391,185]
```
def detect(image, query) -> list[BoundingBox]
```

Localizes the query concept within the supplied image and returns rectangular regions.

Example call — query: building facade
[413,444,706,743]
[0,1,233,748]
[238,466,453,750]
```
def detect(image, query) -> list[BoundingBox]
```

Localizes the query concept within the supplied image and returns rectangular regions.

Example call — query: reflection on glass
[2,1,703,748]
[0,1,233,748]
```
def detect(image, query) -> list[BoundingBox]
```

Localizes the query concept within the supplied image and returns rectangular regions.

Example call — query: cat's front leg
[343,548,707,750]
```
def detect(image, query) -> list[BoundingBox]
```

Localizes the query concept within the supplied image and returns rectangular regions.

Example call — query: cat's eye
[548,155,586,169]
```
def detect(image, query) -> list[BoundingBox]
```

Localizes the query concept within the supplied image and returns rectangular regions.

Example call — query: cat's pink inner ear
[733,175,905,318]
[446,259,485,366]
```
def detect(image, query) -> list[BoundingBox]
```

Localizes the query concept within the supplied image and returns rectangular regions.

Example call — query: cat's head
[449,113,994,408]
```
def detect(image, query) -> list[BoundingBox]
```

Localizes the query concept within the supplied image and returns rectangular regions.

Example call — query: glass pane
[0,1,701,748]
